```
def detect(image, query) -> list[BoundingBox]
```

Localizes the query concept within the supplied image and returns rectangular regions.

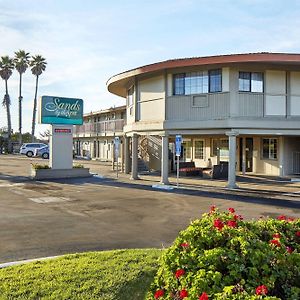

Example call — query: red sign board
[54,128,72,134]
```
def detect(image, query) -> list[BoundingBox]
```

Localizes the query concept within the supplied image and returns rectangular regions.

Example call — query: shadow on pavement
[37,175,300,210]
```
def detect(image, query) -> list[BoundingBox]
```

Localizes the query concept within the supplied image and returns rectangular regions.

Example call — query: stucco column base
[124,136,130,174]
[160,134,170,185]
[131,133,139,180]
[226,130,239,189]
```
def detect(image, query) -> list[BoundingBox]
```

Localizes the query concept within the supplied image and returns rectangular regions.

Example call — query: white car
[19,143,47,157]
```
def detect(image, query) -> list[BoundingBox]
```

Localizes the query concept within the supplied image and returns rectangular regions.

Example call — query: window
[262,138,277,159]
[185,72,208,94]
[239,72,263,92]
[173,69,222,95]
[209,69,222,92]
[182,141,192,160]
[173,74,185,95]
[212,139,229,157]
[194,140,204,159]
[127,86,134,107]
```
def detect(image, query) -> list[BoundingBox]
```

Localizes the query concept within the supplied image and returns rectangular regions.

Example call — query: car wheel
[42,153,49,159]
[26,151,33,157]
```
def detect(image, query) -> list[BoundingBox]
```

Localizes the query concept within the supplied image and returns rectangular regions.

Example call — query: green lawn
[0,249,162,300]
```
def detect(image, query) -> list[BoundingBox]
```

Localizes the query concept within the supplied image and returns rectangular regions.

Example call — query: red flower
[272,233,281,239]
[154,289,165,299]
[213,219,224,231]
[270,239,281,247]
[199,292,209,300]
[296,231,300,237]
[180,242,189,248]
[277,215,287,221]
[287,217,295,222]
[286,246,293,254]
[227,220,237,228]
[175,269,185,278]
[233,214,243,220]
[180,289,188,299]
[210,205,216,213]
[228,207,235,213]
[256,285,268,295]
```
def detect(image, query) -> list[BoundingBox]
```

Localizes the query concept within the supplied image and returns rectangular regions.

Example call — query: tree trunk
[18,72,23,146]
[31,75,39,142]
[5,79,12,153]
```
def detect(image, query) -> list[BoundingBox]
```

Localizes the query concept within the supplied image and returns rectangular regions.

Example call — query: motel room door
[240,138,253,172]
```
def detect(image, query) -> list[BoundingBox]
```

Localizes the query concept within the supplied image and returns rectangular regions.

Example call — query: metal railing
[74,119,125,135]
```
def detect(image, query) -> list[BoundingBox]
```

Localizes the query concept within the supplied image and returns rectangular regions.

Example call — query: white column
[124,136,130,174]
[242,137,246,175]
[50,125,73,169]
[160,134,169,185]
[130,133,138,180]
[226,131,239,189]
[279,136,285,177]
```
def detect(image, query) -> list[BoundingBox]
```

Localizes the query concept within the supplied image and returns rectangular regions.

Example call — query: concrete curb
[0,255,60,269]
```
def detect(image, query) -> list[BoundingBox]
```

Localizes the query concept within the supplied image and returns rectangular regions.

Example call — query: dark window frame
[173,69,222,95]
[239,71,264,93]
[261,138,278,160]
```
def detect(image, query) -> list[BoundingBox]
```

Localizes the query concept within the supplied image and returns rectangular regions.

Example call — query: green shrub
[31,163,50,170]
[73,164,84,168]
[147,207,300,300]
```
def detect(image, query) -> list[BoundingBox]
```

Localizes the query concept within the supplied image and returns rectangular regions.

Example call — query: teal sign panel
[40,96,83,125]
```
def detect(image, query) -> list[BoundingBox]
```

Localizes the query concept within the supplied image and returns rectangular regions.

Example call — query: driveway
[0,155,299,263]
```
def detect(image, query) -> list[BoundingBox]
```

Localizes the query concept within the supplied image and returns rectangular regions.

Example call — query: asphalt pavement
[0,155,299,263]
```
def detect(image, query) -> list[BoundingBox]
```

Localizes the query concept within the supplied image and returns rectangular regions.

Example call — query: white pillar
[160,134,169,185]
[226,131,238,189]
[130,133,138,180]
[124,136,130,174]
[242,137,246,175]
[279,136,285,177]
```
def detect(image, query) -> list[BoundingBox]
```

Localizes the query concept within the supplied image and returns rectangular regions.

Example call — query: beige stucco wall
[137,75,165,121]
[265,70,286,116]
[252,136,280,175]
[290,71,300,115]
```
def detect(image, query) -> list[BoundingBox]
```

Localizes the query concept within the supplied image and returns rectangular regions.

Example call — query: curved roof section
[107,52,300,97]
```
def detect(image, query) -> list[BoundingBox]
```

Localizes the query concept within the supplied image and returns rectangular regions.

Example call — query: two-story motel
[73,105,126,161]
[107,53,300,188]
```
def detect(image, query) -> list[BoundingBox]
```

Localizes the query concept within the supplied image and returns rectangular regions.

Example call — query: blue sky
[1,0,300,135]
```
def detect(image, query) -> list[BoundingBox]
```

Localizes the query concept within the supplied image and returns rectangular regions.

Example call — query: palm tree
[14,50,30,146]
[30,55,47,142]
[0,56,15,153]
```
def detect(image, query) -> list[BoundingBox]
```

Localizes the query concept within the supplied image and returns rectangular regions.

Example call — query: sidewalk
[84,161,300,204]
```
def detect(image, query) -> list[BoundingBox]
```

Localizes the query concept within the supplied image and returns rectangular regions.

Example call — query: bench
[202,162,228,179]
[178,162,202,176]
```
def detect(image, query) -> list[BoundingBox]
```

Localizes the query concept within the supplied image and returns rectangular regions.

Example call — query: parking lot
[0,155,299,263]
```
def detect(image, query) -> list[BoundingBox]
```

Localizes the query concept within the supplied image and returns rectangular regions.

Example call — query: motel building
[106,52,300,188]
[73,105,126,162]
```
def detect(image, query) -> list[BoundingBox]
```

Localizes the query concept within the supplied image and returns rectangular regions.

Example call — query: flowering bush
[147,207,300,300]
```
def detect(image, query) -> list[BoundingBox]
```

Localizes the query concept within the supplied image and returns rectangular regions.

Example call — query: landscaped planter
[31,167,91,180]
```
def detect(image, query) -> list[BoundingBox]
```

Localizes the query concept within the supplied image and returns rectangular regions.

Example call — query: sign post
[175,135,182,188]
[39,96,83,170]
[114,136,120,178]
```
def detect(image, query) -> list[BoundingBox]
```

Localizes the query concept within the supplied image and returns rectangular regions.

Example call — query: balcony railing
[74,119,125,135]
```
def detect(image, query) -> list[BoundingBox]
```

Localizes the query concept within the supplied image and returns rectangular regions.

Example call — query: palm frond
[14,50,30,74]
[0,56,14,80]
[30,54,47,76]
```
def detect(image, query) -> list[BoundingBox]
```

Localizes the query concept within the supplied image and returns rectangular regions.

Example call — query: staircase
[138,135,162,172]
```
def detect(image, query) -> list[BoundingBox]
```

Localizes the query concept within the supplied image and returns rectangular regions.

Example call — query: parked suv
[19,143,47,157]
[34,145,49,159]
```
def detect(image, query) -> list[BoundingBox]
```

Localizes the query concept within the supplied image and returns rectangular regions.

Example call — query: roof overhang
[106,52,300,98]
